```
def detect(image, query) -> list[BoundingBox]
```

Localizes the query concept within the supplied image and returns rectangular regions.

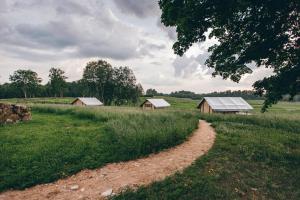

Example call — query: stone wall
[0,103,31,124]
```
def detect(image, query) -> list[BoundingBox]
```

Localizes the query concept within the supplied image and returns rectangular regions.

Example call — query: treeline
[146,88,300,101]
[0,60,143,105]
[146,89,264,100]
[199,90,264,100]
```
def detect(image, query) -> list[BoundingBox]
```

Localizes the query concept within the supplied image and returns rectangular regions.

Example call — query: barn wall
[72,99,85,106]
[200,100,213,113]
[142,101,154,110]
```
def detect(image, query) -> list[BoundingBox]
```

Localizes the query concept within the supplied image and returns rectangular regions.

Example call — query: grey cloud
[150,61,162,65]
[173,55,200,78]
[12,0,51,9]
[0,0,157,61]
[173,52,212,78]
[146,43,165,50]
[11,0,89,16]
[137,40,166,57]
[0,17,9,35]
[1,45,70,62]
[15,22,78,49]
[156,19,177,40]
[0,0,7,12]
[55,1,90,16]
[113,0,159,18]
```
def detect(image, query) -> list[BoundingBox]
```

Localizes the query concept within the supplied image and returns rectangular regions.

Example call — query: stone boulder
[0,103,32,124]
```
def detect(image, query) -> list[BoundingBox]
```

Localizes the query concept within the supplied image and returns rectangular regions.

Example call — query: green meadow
[114,113,300,200]
[0,105,199,191]
[0,97,299,199]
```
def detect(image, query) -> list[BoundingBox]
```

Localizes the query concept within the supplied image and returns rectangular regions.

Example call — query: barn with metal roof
[141,99,170,109]
[71,97,103,106]
[197,97,253,114]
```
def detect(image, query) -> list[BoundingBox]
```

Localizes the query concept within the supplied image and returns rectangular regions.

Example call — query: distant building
[197,97,253,114]
[141,99,170,109]
[71,97,103,106]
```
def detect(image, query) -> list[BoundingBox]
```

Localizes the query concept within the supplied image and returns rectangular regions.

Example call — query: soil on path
[0,120,216,200]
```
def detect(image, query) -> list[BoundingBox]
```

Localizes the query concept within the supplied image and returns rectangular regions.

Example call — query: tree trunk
[23,89,27,99]
[101,85,104,104]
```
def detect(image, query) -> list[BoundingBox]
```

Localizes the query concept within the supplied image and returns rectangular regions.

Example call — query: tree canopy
[82,60,142,105]
[9,69,42,98]
[159,0,300,111]
[146,88,159,96]
[48,68,67,97]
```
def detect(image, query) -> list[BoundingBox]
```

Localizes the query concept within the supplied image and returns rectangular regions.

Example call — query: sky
[0,0,273,93]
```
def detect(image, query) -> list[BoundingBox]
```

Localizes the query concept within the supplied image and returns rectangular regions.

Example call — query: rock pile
[0,103,31,124]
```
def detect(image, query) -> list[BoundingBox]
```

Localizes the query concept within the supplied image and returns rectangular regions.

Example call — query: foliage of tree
[48,68,67,97]
[82,60,142,105]
[203,90,263,100]
[83,60,114,104]
[0,83,23,98]
[9,70,42,98]
[145,88,158,96]
[113,66,139,105]
[169,90,199,99]
[159,0,300,111]
[136,83,144,96]
[169,90,263,100]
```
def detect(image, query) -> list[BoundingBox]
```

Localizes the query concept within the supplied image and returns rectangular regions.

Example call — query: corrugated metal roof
[199,97,253,111]
[144,99,170,108]
[76,97,103,106]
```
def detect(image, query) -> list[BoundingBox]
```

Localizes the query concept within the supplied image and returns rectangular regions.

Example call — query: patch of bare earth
[0,120,216,200]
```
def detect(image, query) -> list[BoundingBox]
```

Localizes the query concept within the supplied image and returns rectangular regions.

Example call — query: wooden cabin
[141,99,170,110]
[197,97,253,114]
[71,97,103,106]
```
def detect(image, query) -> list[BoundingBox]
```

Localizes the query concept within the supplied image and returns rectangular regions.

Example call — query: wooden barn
[141,99,170,110]
[197,97,253,114]
[71,97,103,106]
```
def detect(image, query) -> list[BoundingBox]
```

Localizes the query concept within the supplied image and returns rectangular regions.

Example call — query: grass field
[1,96,300,114]
[113,114,300,200]
[0,105,199,191]
[1,97,300,199]
[0,97,75,105]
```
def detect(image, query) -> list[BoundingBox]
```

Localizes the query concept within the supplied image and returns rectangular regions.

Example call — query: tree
[9,69,42,98]
[48,67,67,97]
[146,88,158,96]
[113,66,139,105]
[0,83,23,98]
[159,0,300,111]
[82,60,143,105]
[82,60,115,104]
[65,80,90,97]
[82,60,114,104]
[136,83,144,96]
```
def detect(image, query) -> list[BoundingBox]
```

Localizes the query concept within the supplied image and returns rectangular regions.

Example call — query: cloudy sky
[0,0,272,93]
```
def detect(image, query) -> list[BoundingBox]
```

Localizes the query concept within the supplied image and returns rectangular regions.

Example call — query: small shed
[71,97,103,106]
[141,99,170,110]
[197,97,253,114]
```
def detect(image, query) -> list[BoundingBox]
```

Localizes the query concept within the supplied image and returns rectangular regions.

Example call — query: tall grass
[33,105,199,161]
[113,113,300,200]
[202,113,300,133]
[0,105,199,191]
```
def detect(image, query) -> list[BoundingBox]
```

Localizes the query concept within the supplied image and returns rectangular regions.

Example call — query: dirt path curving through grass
[0,120,216,200]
